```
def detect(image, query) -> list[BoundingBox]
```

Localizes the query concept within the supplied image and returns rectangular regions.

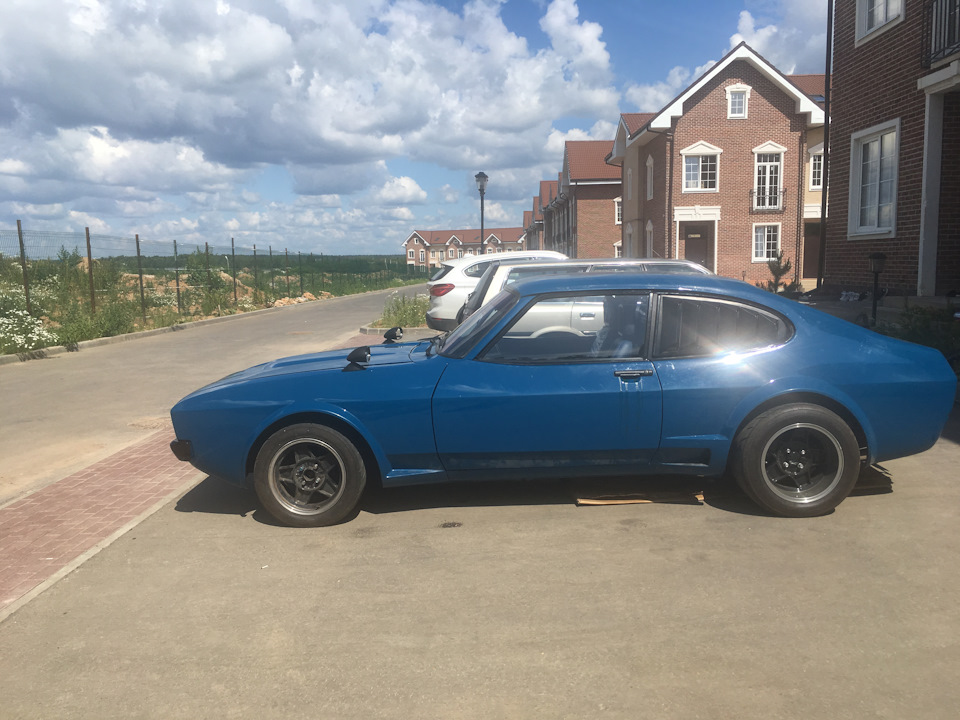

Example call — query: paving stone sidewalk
[0,430,203,617]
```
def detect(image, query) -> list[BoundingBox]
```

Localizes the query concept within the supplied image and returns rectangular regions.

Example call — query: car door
[432,292,663,480]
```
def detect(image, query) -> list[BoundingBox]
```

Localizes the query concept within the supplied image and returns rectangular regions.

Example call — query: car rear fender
[722,380,875,466]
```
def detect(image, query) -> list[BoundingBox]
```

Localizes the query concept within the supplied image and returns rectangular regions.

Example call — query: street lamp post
[475,171,488,257]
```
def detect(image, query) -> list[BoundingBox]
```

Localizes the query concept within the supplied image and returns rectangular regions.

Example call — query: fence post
[204,242,211,293]
[253,244,259,303]
[174,239,182,315]
[15,219,32,315]
[269,246,274,296]
[231,237,238,306]
[85,227,96,314]
[298,251,304,296]
[285,248,291,297]
[135,234,146,326]
[320,253,324,292]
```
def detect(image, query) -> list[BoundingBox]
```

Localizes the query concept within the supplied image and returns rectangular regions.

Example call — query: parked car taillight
[430,284,455,297]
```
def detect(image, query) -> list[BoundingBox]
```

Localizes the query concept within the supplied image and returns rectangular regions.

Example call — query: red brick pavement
[0,430,202,615]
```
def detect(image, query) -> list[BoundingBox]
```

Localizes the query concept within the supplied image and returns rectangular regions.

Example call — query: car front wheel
[732,404,860,517]
[254,423,366,527]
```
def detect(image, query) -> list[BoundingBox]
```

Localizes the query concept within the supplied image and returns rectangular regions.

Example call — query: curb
[358,325,437,340]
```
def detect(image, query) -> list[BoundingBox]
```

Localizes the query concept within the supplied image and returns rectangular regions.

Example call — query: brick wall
[574,185,621,258]
[826,0,927,294]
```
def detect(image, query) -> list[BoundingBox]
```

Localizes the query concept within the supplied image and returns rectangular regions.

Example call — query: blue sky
[0,0,827,255]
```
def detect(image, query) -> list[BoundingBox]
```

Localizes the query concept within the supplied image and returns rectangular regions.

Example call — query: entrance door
[803,222,821,280]
[683,223,713,270]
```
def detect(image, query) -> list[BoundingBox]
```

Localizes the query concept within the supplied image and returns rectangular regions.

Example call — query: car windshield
[439,290,519,359]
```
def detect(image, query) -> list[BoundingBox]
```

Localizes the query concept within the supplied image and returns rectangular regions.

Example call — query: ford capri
[170,274,957,527]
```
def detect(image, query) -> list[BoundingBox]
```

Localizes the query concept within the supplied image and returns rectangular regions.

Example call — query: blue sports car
[170,274,957,526]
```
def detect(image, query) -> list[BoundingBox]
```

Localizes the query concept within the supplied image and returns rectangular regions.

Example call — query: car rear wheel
[254,423,366,527]
[732,404,860,517]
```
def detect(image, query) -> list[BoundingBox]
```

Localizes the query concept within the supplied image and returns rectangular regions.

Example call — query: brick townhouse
[606,42,826,286]
[403,228,526,270]
[540,141,623,258]
[523,180,559,252]
[824,0,960,296]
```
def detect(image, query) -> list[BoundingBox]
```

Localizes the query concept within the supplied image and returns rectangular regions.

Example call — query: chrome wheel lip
[760,422,844,504]
[268,438,346,516]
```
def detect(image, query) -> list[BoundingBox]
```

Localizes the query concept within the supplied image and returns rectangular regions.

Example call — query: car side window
[464,260,494,278]
[481,293,650,364]
[654,295,790,358]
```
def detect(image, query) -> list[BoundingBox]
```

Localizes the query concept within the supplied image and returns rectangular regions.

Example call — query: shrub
[374,292,430,328]
[0,308,58,354]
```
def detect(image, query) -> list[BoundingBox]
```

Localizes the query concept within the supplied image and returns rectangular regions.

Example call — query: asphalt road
[0,285,425,503]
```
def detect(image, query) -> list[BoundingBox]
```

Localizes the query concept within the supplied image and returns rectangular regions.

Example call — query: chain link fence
[0,223,428,355]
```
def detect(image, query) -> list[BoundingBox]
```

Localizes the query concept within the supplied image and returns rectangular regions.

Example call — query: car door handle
[579,312,595,318]
[614,369,654,379]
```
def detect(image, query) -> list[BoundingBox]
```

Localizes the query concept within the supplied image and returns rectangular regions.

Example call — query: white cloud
[371,176,428,205]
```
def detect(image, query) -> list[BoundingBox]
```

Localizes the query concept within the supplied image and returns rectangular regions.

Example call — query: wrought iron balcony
[924,0,960,67]
[750,188,786,212]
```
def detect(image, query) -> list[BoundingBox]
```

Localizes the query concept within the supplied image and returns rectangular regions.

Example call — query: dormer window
[725,83,751,119]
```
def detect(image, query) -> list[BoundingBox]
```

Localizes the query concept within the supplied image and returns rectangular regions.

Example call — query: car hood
[195,340,430,392]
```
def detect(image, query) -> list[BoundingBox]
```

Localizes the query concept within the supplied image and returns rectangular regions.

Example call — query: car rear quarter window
[430,265,454,281]
[654,295,790,358]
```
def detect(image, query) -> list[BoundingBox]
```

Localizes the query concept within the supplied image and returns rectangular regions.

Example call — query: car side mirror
[344,346,371,372]
[382,327,403,344]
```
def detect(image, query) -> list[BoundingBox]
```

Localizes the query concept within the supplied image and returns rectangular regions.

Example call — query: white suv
[425,250,566,331]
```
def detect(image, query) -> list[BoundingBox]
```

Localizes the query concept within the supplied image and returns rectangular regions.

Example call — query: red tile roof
[565,141,620,181]
[787,74,826,98]
[622,112,657,136]
[408,227,525,247]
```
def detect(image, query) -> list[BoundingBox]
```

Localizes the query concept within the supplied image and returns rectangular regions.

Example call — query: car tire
[732,404,860,518]
[254,423,366,528]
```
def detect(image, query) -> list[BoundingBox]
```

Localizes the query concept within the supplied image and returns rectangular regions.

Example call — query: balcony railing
[924,0,960,67]
[750,188,786,211]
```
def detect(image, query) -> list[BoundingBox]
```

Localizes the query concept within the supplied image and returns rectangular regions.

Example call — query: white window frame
[752,223,781,262]
[645,220,654,258]
[680,141,722,193]
[725,83,751,119]
[457,249,463,258]
[645,155,654,200]
[808,142,824,191]
[615,198,622,225]
[848,119,900,238]
[419,249,425,262]
[407,249,414,259]
[856,0,903,44]
[753,142,786,210]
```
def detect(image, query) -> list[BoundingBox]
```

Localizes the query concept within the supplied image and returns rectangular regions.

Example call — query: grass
[372,292,430,328]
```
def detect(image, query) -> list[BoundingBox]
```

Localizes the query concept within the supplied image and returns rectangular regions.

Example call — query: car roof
[506,271,771,301]
[442,250,565,268]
